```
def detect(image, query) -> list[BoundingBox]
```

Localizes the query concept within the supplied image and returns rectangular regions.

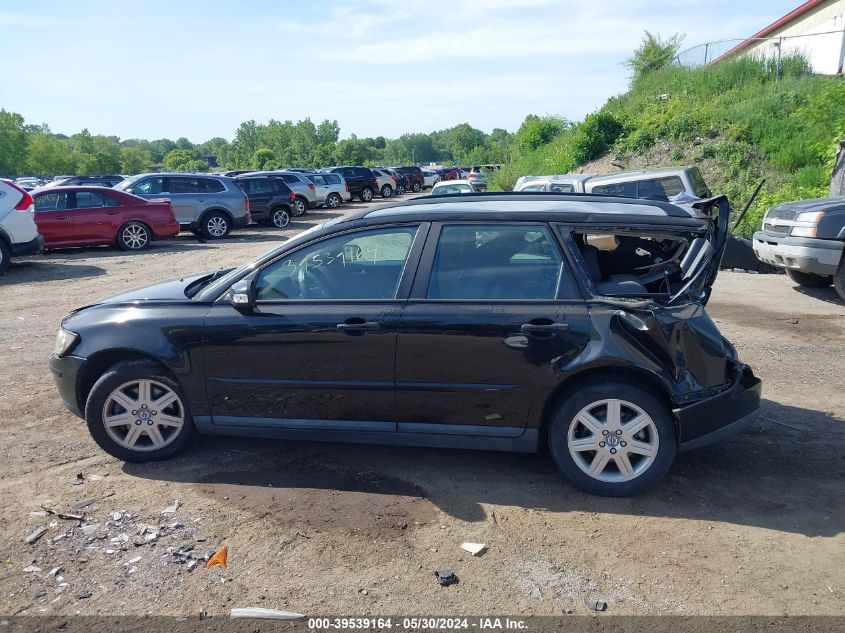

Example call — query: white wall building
[721,0,845,74]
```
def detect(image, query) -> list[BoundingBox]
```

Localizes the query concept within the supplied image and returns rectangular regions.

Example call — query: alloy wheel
[102,379,185,452]
[272,208,290,228]
[207,216,228,237]
[567,398,659,483]
[327,194,341,208]
[122,224,149,249]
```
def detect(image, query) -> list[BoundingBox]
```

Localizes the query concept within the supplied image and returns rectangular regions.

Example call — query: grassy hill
[491,57,845,237]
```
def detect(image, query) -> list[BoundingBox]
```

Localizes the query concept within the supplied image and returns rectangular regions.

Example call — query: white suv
[0,180,42,274]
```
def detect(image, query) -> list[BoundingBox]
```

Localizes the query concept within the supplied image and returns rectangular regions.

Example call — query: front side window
[35,193,68,211]
[427,224,563,300]
[255,226,418,301]
[73,191,105,209]
[130,177,164,195]
[327,174,341,185]
[688,167,711,198]
[522,184,546,192]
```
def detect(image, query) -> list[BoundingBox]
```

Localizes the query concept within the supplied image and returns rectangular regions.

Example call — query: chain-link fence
[673,29,845,77]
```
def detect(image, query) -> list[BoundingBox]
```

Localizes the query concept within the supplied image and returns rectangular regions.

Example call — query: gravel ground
[0,198,843,618]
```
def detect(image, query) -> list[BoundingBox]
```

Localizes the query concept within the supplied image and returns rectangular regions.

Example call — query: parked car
[435,167,460,181]
[0,180,42,273]
[234,176,296,228]
[752,197,845,299]
[586,167,711,200]
[246,171,316,216]
[48,192,759,496]
[431,179,477,195]
[422,169,440,189]
[305,172,350,208]
[326,166,379,202]
[14,177,41,191]
[114,173,250,239]
[45,175,125,189]
[32,187,179,251]
[514,174,595,193]
[370,168,398,197]
[467,168,488,190]
[220,170,254,178]
[391,166,424,192]
[375,167,408,194]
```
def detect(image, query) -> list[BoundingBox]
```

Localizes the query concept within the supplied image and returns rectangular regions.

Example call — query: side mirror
[228,278,255,310]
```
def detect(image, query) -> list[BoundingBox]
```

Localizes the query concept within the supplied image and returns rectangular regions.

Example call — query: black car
[234,175,296,228]
[48,192,760,496]
[53,175,125,188]
[390,166,424,192]
[327,166,378,202]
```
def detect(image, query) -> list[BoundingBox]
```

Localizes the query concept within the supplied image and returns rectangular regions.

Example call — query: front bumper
[752,231,843,276]
[676,364,762,451]
[48,353,86,418]
[11,234,44,256]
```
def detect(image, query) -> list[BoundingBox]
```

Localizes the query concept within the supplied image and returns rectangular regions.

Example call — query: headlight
[54,328,79,357]
[791,226,818,237]
[796,211,824,223]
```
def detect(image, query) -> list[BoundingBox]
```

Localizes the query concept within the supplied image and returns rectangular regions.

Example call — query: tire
[84,359,195,462]
[117,221,151,251]
[396,185,405,195]
[201,211,231,239]
[326,193,342,209]
[380,185,393,198]
[0,239,10,274]
[360,187,374,202]
[547,379,677,496]
[412,181,422,193]
[788,268,832,288]
[270,206,291,229]
[835,256,845,301]
[292,197,307,217]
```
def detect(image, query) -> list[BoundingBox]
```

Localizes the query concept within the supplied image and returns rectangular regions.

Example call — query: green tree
[163,148,206,172]
[514,115,567,152]
[0,110,29,175]
[148,138,177,163]
[27,133,72,176]
[252,147,276,170]
[625,31,684,83]
[175,136,194,150]
[120,146,153,174]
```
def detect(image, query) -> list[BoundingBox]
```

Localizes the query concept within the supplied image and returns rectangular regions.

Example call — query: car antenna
[729,179,766,234]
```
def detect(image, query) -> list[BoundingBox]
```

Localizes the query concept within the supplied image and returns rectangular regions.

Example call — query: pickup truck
[752,197,845,299]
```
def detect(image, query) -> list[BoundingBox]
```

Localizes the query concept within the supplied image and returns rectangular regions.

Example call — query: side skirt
[193,416,539,453]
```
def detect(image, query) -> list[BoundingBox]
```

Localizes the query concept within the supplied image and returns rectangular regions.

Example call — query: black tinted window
[201,178,226,193]
[244,178,275,195]
[256,227,418,301]
[327,174,341,185]
[74,191,105,208]
[167,178,202,194]
[427,225,563,300]
[309,175,327,186]
[591,182,637,197]
[637,176,684,198]
[35,193,68,211]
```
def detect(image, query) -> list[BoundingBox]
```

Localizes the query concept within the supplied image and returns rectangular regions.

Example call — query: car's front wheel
[292,197,307,216]
[548,380,677,496]
[360,187,374,202]
[84,359,195,462]
[788,268,832,288]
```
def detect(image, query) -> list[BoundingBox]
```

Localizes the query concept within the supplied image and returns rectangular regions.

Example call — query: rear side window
[35,193,68,211]
[309,175,327,186]
[104,195,122,207]
[279,174,299,184]
[327,174,341,185]
[74,191,105,208]
[201,178,226,193]
[427,225,565,300]
[549,183,574,193]
[591,181,636,197]
[167,178,202,194]
[688,167,711,198]
[638,176,684,198]
[521,184,546,192]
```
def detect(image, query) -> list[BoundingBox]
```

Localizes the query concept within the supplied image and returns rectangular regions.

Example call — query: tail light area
[244,197,250,212]
[307,183,315,191]
[7,181,34,211]
[289,191,296,201]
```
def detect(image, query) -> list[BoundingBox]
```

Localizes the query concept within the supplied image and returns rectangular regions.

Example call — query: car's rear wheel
[271,206,291,229]
[201,212,230,239]
[292,197,307,216]
[788,268,832,288]
[0,239,10,274]
[396,184,405,195]
[360,187,374,202]
[326,193,342,208]
[412,181,422,192]
[117,221,151,251]
[548,380,677,496]
[380,184,393,198]
[85,359,195,462]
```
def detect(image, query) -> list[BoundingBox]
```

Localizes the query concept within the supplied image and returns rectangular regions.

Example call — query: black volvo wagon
[49,193,761,496]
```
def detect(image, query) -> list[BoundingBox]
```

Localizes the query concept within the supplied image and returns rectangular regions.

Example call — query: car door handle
[106,210,118,215]
[337,320,381,332]
[56,215,69,220]
[520,322,569,334]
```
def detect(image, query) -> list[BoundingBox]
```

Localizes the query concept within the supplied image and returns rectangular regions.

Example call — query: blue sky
[0,0,801,142]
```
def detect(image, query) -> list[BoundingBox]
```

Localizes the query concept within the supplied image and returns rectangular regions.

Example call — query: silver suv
[115,173,250,239]
[305,172,350,208]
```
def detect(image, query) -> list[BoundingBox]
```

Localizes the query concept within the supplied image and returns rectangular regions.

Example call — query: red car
[33,187,180,251]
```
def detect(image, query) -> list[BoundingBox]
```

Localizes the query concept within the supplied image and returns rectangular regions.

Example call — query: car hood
[766,196,845,220]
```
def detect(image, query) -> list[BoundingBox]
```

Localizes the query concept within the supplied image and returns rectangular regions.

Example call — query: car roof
[587,167,691,184]
[129,172,233,180]
[327,192,707,227]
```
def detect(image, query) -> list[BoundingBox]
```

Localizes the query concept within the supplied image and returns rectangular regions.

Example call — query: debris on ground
[229,608,305,620]
[206,544,228,570]
[23,565,42,573]
[586,599,608,612]
[434,570,459,587]
[40,506,84,521]
[161,500,181,515]
[199,610,207,621]
[461,542,487,557]
[77,590,92,599]
[25,526,48,545]
[48,567,63,577]
[73,473,85,485]
[72,492,115,511]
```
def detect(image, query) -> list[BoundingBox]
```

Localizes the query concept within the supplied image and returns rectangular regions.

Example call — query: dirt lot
[0,198,843,618]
